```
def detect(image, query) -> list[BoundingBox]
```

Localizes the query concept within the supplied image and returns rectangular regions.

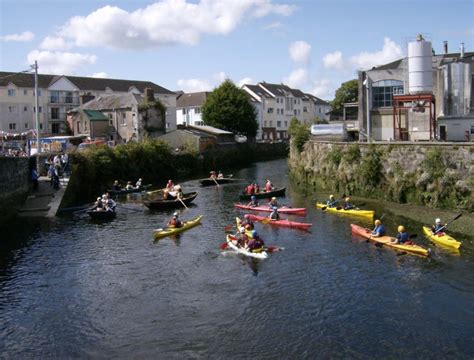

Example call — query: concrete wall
[0,157,30,224]
[289,140,474,210]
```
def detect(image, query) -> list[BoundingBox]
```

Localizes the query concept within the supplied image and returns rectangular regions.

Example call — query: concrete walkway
[18,176,69,218]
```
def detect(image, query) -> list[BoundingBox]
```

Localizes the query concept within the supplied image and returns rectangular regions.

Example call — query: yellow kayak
[422,226,461,249]
[153,215,202,240]
[316,203,374,218]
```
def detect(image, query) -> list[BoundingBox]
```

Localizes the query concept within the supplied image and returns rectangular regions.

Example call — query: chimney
[144,88,155,102]
[460,42,465,58]
[443,41,448,54]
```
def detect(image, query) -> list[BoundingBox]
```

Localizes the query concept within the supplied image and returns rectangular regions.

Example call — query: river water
[1,159,473,359]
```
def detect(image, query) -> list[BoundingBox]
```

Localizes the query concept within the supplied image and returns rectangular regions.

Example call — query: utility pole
[33,60,41,154]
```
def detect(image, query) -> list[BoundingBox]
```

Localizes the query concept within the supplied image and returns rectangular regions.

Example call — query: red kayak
[234,203,306,215]
[245,214,311,230]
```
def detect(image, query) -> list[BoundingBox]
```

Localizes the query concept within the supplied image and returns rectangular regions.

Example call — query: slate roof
[71,93,142,112]
[176,92,210,108]
[304,93,330,106]
[0,71,174,94]
[243,84,271,99]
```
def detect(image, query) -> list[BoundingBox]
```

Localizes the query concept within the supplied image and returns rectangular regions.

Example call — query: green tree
[288,117,309,152]
[331,79,358,112]
[202,79,258,138]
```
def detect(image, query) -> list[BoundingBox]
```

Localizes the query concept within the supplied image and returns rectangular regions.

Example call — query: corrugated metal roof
[83,109,109,121]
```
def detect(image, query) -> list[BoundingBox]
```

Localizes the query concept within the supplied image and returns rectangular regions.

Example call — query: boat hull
[153,215,203,240]
[245,214,311,230]
[422,226,461,249]
[316,203,374,218]
[239,187,286,200]
[144,192,198,210]
[226,234,268,259]
[234,203,306,215]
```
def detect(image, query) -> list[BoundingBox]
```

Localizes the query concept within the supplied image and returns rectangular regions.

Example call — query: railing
[48,112,68,121]
[48,96,80,105]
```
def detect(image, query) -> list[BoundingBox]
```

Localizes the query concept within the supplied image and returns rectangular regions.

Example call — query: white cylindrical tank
[408,35,433,94]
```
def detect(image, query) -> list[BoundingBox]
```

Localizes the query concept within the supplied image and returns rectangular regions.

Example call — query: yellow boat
[153,215,202,240]
[316,203,374,218]
[422,226,461,249]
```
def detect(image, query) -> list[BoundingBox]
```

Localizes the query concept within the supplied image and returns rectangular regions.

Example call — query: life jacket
[397,232,409,243]
[246,185,254,195]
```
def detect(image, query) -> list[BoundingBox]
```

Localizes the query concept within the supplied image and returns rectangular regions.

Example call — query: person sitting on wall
[168,212,183,228]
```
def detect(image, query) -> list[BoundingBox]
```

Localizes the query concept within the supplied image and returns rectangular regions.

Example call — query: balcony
[48,96,80,105]
[48,112,68,121]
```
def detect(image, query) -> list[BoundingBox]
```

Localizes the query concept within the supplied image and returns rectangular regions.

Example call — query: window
[8,89,16,96]
[264,121,267,127]
[39,123,43,130]
[182,108,186,114]
[8,106,16,113]
[33,89,41,96]
[65,92,73,103]
[294,99,296,104]
[52,123,59,134]
[51,107,60,119]
[23,89,28,95]
[318,107,321,113]
[277,121,281,127]
[284,121,288,127]
[121,112,126,125]
[269,121,273,127]
[303,106,307,113]
[84,121,88,131]
[195,107,201,114]
[267,108,274,113]
[77,122,80,133]
[24,106,28,112]
[372,80,404,107]
[33,106,42,113]
[50,91,59,103]
[9,123,16,130]
[294,110,297,115]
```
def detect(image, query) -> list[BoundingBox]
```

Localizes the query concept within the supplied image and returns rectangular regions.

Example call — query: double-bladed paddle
[434,213,462,234]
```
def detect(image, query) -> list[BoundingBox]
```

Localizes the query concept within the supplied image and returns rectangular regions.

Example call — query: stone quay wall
[0,157,30,223]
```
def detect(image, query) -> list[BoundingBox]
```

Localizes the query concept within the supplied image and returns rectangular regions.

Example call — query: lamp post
[32,60,41,155]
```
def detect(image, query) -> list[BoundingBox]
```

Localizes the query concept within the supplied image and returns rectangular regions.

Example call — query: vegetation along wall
[289,140,474,211]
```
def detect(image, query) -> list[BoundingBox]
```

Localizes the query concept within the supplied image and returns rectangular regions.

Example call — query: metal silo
[443,62,472,116]
[408,34,433,94]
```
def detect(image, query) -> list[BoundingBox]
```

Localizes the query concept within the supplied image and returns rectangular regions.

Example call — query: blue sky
[1,0,473,99]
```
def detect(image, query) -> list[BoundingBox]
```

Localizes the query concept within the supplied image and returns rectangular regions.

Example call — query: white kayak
[226,235,268,259]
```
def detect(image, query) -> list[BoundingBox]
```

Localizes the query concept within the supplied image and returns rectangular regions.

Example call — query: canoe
[245,214,311,230]
[239,187,286,200]
[153,215,203,240]
[107,184,152,195]
[351,224,430,257]
[422,226,461,249]
[316,203,374,218]
[143,192,198,210]
[199,175,235,186]
[234,203,306,215]
[226,234,268,259]
[87,209,116,220]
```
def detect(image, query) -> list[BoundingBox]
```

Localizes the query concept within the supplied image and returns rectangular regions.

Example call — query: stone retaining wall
[0,157,30,224]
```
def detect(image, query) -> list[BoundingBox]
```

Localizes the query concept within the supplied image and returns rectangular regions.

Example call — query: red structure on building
[392,94,436,140]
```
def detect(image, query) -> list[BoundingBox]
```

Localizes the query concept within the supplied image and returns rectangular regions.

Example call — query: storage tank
[443,62,472,116]
[310,124,347,141]
[408,35,433,94]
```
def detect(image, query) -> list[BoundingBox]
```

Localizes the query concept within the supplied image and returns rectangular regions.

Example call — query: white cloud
[310,79,333,100]
[213,71,227,83]
[40,36,72,50]
[27,50,97,75]
[45,0,293,50]
[283,68,309,89]
[0,31,34,42]
[238,77,253,87]
[263,21,283,30]
[177,78,213,92]
[91,72,108,78]
[323,51,344,70]
[289,41,311,64]
[350,37,403,70]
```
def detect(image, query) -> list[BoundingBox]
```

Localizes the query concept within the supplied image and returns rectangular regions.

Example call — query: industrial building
[358,35,473,142]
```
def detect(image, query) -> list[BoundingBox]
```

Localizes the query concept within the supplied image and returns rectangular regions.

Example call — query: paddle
[147,188,165,195]
[336,203,366,211]
[212,177,220,187]
[321,194,346,211]
[219,242,283,253]
[434,213,462,234]
[177,196,189,210]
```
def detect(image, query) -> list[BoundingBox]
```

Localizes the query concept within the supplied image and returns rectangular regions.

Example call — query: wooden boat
[107,184,152,195]
[153,215,203,240]
[351,224,431,257]
[143,192,198,210]
[239,187,286,200]
[87,209,116,220]
[199,174,235,186]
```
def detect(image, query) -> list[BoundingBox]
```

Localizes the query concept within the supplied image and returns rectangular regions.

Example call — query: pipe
[443,41,448,54]
[460,43,465,58]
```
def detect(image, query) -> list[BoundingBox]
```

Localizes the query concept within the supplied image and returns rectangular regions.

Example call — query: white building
[0,71,177,136]
[176,91,209,126]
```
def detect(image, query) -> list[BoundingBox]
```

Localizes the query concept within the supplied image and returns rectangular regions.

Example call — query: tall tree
[331,79,358,112]
[202,79,258,138]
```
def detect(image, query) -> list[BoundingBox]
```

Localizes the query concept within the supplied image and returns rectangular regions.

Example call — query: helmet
[173,212,179,217]
[329,194,334,199]
[251,195,256,200]
[271,197,276,200]
[375,219,381,225]
[435,218,441,224]
[97,197,101,201]
[398,225,405,232]
[240,227,245,234]
[345,197,350,202]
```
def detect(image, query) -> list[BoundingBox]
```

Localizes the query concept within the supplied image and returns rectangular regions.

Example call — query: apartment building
[0,71,177,137]
[176,91,210,126]
[242,82,331,140]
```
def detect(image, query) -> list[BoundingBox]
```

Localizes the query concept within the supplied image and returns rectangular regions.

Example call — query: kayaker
[217,171,224,179]
[125,181,134,190]
[242,214,254,230]
[245,183,255,195]
[168,212,183,228]
[343,197,355,210]
[371,219,386,237]
[247,230,265,252]
[235,227,249,248]
[269,206,280,220]
[268,197,279,209]
[265,179,274,192]
[393,225,410,244]
[247,195,259,207]
[135,178,143,188]
[112,180,121,191]
[326,194,337,208]
[166,179,174,190]
[431,218,446,234]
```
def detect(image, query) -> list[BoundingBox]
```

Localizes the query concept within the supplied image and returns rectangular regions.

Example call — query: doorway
[439,125,447,141]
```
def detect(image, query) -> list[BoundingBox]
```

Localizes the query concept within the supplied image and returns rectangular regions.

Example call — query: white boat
[226,235,268,259]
